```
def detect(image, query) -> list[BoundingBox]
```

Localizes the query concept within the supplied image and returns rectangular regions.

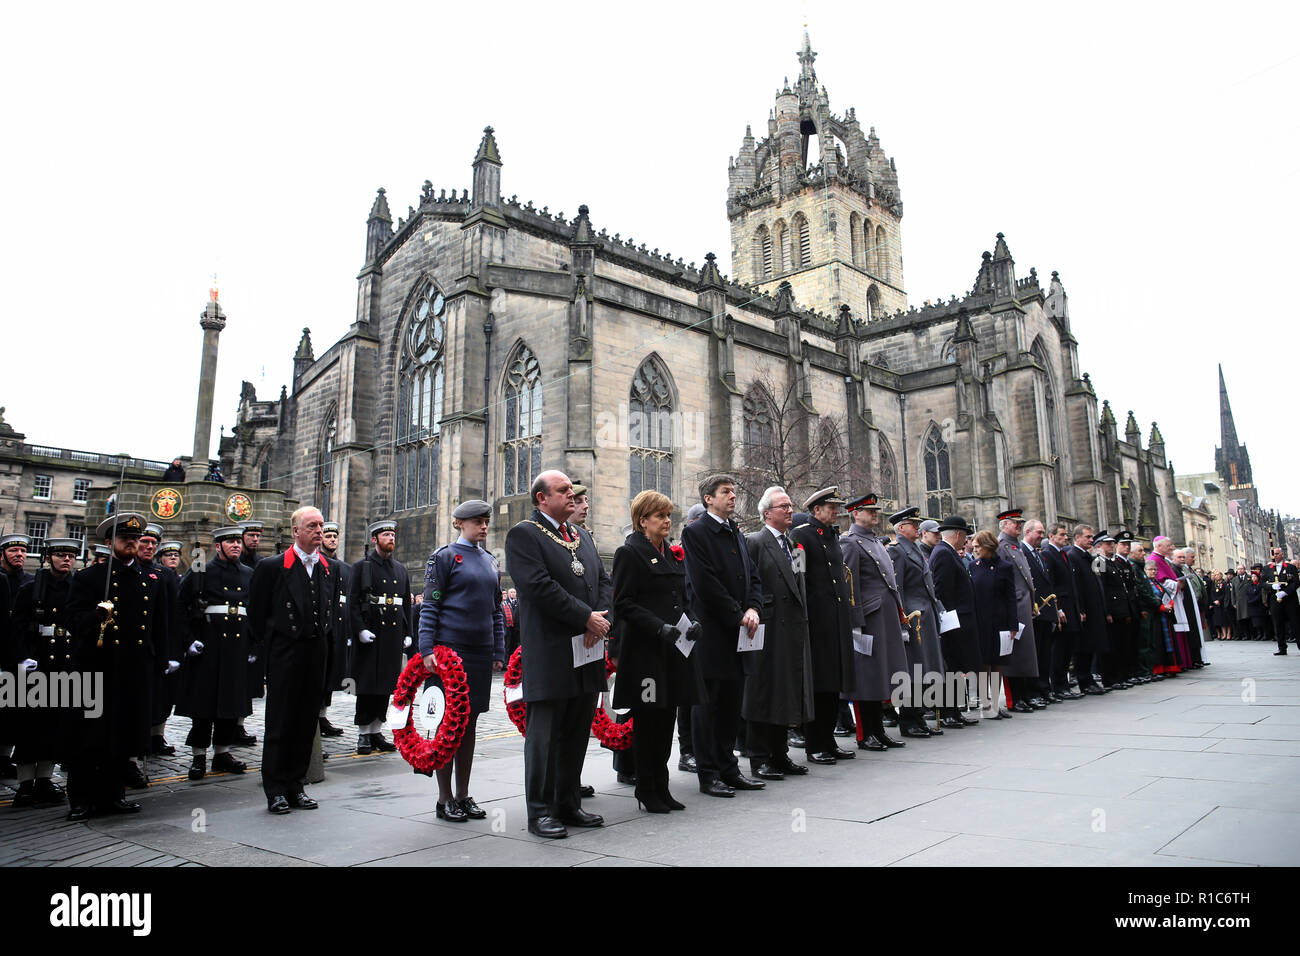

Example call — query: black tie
[779,534,793,564]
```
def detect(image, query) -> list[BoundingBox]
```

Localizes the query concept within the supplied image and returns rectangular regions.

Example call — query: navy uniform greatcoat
[348,551,413,697]
[176,556,252,721]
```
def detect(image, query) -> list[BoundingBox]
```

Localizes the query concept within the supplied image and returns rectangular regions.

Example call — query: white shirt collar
[765,524,787,539]
[539,512,563,531]
[707,511,728,524]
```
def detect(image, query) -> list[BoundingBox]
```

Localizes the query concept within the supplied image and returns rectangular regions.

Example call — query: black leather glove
[686,621,703,641]
[658,623,679,643]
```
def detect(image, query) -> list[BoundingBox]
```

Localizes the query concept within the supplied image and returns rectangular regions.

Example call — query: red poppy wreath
[502,646,528,735]
[590,655,634,750]
[391,646,471,774]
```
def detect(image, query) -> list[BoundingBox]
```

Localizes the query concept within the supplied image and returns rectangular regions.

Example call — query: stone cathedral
[225,34,1182,567]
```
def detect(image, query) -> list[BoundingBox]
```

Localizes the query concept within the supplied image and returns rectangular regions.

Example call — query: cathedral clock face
[407,290,445,364]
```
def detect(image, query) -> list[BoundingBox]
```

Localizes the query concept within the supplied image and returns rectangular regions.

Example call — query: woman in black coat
[969,530,1018,719]
[611,490,703,813]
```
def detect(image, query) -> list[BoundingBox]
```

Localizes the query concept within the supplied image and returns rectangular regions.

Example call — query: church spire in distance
[1214,364,1253,488]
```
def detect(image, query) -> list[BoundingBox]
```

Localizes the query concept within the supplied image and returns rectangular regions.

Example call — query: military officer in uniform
[249,506,339,814]
[236,521,265,745]
[137,523,182,766]
[791,487,855,762]
[156,540,183,573]
[348,519,413,754]
[1112,531,1149,683]
[995,509,1041,712]
[177,527,253,780]
[317,521,350,738]
[8,538,81,807]
[839,494,908,750]
[1095,532,1136,689]
[1,533,34,600]
[889,506,954,733]
[65,513,176,821]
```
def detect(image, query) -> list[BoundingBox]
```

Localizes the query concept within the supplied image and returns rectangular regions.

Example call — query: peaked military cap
[322,521,339,534]
[239,521,264,533]
[452,499,491,521]
[368,519,397,537]
[845,492,882,511]
[95,512,147,540]
[140,523,164,542]
[213,526,244,542]
[44,538,81,554]
[1095,530,1115,543]
[1113,529,1135,543]
[157,540,183,555]
[996,508,1026,523]
[93,544,112,558]
[0,533,31,549]
[938,515,976,534]
[804,486,845,511]
[889,506,922,526]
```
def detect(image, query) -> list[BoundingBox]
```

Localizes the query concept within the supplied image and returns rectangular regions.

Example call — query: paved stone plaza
[2,640,1297,867]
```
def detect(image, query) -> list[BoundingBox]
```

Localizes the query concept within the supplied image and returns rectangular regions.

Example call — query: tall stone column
[188,286,227,480]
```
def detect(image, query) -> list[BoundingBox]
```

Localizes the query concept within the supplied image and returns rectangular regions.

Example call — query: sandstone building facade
[224,36,1184,568]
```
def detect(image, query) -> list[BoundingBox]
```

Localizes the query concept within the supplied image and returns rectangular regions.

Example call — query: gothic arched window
[316,408,338,519]
[875,226,888,280]
[503,343,542,497]
[878,433,898,500]
[816,420,845,488]
[923,427,952,518]
[772,220,789,274]
[394,282,445,512]
[628,356,674,499]
[754,225,772,279]
[793,213,811,269]
[258,447,271,490]
[863,220,875,273]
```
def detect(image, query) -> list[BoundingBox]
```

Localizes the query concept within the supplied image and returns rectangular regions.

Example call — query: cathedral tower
[1214,364,1257,505]
[727,32,905,320]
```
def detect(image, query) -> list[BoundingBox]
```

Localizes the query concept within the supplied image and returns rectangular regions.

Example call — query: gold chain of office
[527,521,586,576]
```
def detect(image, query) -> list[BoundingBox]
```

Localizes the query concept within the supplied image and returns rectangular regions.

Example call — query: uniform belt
[369,595,404,606]
[204,605,248,617]
[38,625,67,637]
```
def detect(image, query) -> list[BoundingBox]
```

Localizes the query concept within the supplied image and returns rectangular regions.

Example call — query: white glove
[247,654,257,663]
[188,640,204,656]
[403,635,412,648]
[346,638,352,647]
[22,659,37,672]
[165,660,181,675]
[1278,592,1288,601]
[360,629,376,644]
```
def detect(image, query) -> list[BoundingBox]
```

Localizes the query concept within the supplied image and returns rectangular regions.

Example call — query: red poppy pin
[669,545,684,561]
[817,528,824,536]
[148,573,157,579]
[795,543,805,551]
[454,554,463,564]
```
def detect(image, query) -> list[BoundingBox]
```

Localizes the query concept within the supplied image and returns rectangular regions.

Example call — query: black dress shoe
[773,756,809,774]
[456,796,487,819]
[123,763,148,789]
[750,763,785,781]
[787,729,807,748]
[833,724,855,738]
[211,752,247,774]
[997,708,1013,719]
[957,713,979,725]
[1012,701,1035,714]
[900,725,932,738]
[267,795,291,814]
[1082,685,1106,696]
[858,736,887,751]
[676,754,697,773]
[188,755,207,781]
[939,717,967,730]
[882,715,899,728]
[528,816,567,838]
[579,784,596,798]
[1028,698,1050,709]
[356,734,374,755]
[33,779,66,805]
[559,808,603,827]
[1060,689,1084,699]
[233,728,257,746]
[927,724,944,735]
[722,773,765,790]
[806,752,838,764]
[67,805,92,822]
[369,733,396,753]
[106,798,141,814]
[10,782,36,808]
[436,800,468,822]
[699,779,735,797]
[287,792,318,810]
[318,717,345,737]
[151,735,176,756]
[879,733,906,747]
[831,746,856,759]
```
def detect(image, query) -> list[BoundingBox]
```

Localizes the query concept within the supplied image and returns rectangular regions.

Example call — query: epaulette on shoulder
[793,523,811,532]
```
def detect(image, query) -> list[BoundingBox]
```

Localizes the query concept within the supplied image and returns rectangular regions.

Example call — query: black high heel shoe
[634,790,671,813]
[659,791,685,811]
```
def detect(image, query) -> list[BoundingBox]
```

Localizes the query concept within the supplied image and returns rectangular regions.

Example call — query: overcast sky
[4,1,1296,516]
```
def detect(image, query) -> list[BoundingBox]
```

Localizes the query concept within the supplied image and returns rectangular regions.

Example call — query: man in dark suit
[743,486,813,780]
[249,506,339,814]
[1064,524,1108,695]
[928,516,982,720]
[889,506,955,733]
[681,474,763,797]
[1040,522,1083,699]
[1022,520,1060,703]
[504,470,612,838]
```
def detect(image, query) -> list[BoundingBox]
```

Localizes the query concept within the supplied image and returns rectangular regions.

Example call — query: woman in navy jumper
[419,499,506,822]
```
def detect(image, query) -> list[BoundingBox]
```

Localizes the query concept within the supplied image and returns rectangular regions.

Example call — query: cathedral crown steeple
[1214,364,1253,489]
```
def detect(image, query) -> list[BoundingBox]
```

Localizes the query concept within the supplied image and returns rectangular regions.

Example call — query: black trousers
[1272,601,1300,652]
[676,704,693,756]
[355,693,387,727]
[523,695,594,820]
[1033,620,1056,695]
[261,631,327,800]
[803,690,839,754]
[745,720,789,766]
[852,700,885,741]
[186,718,237,749]
[692,678,741,784]
[630,706,674,795]
[1051,629,1078,693]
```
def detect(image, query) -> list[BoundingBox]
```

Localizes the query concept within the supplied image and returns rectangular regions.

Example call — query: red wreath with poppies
[590,655,634,750]
[391,647,471,773]
[502,646,528,735]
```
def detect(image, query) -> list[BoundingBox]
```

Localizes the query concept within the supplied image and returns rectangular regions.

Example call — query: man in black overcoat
[249,506,339,814]
[1023,520,1061,703]
[237,520,265,745]
[1065,524,1108,695]
[348,520,413,754]
[317,521,350,738]
[928,516,982,718]
[1041,522,1083,699]
[503,470,612,838]
[681,474,763,797]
